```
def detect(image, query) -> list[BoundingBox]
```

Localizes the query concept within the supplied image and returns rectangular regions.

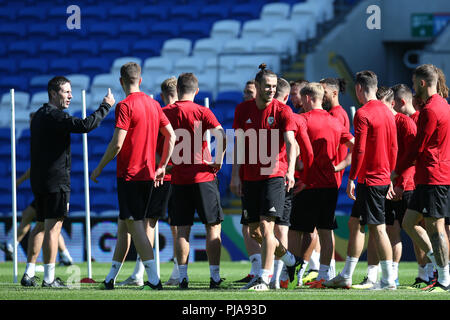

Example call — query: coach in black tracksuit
[21,76,115,288]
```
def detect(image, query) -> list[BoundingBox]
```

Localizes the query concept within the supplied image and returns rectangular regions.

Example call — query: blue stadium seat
[0,58,17,74]
[80,58,111,76]
[0,42,6,57]
[100,40,130,60]
[0,7,17,22]
[0,194,12,214]
[118,22,149,41]
[88,22,119,38]
[27,23,57,41]
[132,40,163,59]
[199,4,230,25]
[194,91,214,106]
[57,24,86,42]
[0,76,29,93]
[180,22,212,42]
[90,126,114,144]
[169,5,200,24]
[17,6,48,23]
[18,58,48,77]
[109,5,137,23]
[29,75,54,95]
[0,128,10,144]
[71,142,85,161]
[39,41,68,59]
[69,194,85,212]
[214,91,243,110]
[46,6,70,23]
[150,22,180,41]
[48,58,80,75]
[8,41,38,59]
[0,23,27,42]
[139,5,169,21]
[16,143,30,161]
[82,5,108,24]
[70,40,99,59]
[91,193,118,212]
[230,3,262,22]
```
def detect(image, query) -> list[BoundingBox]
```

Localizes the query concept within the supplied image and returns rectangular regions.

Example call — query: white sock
[25,263,36,278]
[309,250,320,271]
[425,262,435,279]
[60,249,72,261]
[418,264,429,282]
[367,264,379,283]
[328,259,336,279]
[340,256,359,280]
[105,261,123,283]
[260,269,271,284]
[131,256,145,280]
[318,264,330,281]
[271,260,284,283]
[392,262,399,281]
[280,251,296,267]
[6,240,14,252]
[142,259,160,286]
[178,264,188,283]
[249,254,261,276]
[44,263,55,284]
[170,257,179,279]
[380,260,394,284]
[437,265,450,286]
[426,251,437,268]
[298,261,309,285]
[209,265,221,282]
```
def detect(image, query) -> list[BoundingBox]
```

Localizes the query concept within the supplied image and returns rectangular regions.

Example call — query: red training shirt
[329,105,351,188]
[292,112,314,182]
[233,98,297,181]
[349,100,398,186]
[303,109,353,189]
[394,113,417,191]
[396,94,450,185]
[163,100,221,185]
[115,92,170,181]
[155,104,173,182]
[410,110,420,125]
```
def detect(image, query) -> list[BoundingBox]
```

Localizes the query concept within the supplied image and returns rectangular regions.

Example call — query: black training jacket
[30,102,111,194]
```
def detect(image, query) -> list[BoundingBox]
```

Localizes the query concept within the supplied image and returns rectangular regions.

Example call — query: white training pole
[149,94,160,278]
[205,97,211,152]
[81,90,92,279]
[10,89,18,283]
[350,106,356,122]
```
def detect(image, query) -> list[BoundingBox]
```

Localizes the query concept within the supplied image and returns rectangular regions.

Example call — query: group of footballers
[13,59,450,293]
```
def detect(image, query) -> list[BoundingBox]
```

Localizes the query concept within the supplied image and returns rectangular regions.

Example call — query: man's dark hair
[177,73,198,96]
[319,78,346,93]
[413,64,438,87]
[290,79,309,87]
[120,62,141,86]
[255,63,277,84]
[355,70,378,92]
[47,76,70,99]
[391,83,413,102]
[376,86,394,102]
[275,77,291,99]
[246,80,256,86]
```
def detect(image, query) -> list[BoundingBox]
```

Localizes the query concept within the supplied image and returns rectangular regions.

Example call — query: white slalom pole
[82,90,92,280]
[350,106,356,123]
[205,97,211,151]
[10,89,18,283]
[150,94,160,278]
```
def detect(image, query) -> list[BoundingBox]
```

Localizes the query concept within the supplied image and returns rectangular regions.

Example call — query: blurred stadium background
[0,0,449,264]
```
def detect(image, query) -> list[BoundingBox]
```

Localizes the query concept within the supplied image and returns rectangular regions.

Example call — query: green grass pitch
[0,261,449,300]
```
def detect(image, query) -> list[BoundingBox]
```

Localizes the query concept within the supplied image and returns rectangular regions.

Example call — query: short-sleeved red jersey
[163,100,221,185]
[329,105,351,187]
[397,94,450,185]
[115,92,170,181]
[302,109,353,188]
[233,99,297,181]
[349,100,398,186]
[394,113,417,191]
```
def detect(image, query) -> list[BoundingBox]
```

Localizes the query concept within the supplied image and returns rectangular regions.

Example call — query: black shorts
[407,185,450,219]
[242,177,286,224]
[385,190,413,227]
[34,190,70,222]
[145,181,172,221]
[290,188,338,233]
[240,196,250,226]
[351,183,389,225]
[171,178,224,226]
[117,178,153,221]
[277,188,293,227]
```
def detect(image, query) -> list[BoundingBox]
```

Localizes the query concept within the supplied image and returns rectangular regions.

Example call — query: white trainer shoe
[369,280,397,290]
[164,277,180,286]
[247,277,269,291]
[323,274,352,289]
[116,276,144,286]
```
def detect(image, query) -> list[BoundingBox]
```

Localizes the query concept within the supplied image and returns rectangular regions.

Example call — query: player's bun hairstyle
[391,83,413,102]
[255,63,277,84]
[319,78,346,93]
[436,67,449,99]
[47,76,70,100]
[355,70,378,92]
[376,86,394,102]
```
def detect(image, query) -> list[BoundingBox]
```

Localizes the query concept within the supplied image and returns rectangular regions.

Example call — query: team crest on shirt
[267,116,275,126]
